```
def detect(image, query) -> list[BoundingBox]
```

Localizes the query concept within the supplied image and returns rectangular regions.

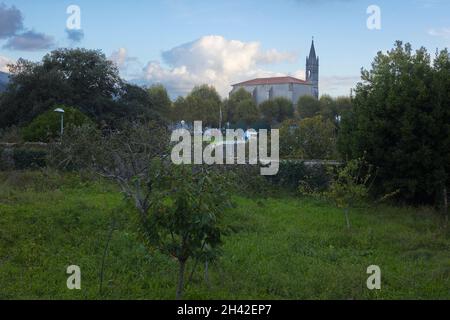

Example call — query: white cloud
[113,35,358,98]
[109,48,141,79]
[0,55,14,73]
[428,27,450,39]
[120,35,298,98]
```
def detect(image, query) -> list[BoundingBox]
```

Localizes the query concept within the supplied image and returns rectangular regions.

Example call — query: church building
[230,40,319,105]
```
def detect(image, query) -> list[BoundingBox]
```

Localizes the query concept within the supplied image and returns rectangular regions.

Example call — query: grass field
[0,171,449,300]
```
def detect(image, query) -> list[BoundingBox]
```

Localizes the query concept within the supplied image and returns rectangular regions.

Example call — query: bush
[268,160,333,192]
[13,148,47,170]
[22,106,94,142]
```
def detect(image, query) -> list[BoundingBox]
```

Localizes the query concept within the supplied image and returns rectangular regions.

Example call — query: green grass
[0,171,449,299]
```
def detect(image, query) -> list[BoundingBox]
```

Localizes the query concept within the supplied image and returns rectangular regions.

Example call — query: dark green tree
[297,95,321,119]
[22,105,94,142]
[171,85,222,127]
[259,97,294,125]
[338,42,450,204]
[224,88,259,126]
[0,48,165,128]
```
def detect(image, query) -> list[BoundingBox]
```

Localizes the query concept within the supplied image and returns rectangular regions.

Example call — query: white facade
[230,81,314,106]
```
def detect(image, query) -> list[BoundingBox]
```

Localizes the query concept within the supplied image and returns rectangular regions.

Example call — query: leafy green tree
[0,49,165,128]
[224,88,259,126]
[147,84,172,119]
[172,85,222,127]
[297,95,321,119]
[22,106,94,142]
[280,116,337,159]
[234,99,259,127]
[145,164,232,299]
[338,42,450,204]
[260,97,294,125]
[325,158,373,229]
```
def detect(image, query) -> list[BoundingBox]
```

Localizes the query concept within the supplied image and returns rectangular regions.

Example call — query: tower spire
[306,38,319,99]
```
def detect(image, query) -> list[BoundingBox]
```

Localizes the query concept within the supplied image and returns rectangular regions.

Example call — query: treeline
[0,43,449,206]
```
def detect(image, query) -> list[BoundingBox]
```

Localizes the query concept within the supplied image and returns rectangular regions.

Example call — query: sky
[0,0,449,98]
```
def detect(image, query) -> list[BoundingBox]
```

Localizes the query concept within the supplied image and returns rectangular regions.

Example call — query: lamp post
[54,108,65,137]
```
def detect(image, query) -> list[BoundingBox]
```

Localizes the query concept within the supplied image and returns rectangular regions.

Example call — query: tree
[145,164,232,299]
[259,97,294,125]
[297,95,321,119]
[51,121,232,299]
[233,99,259,128]
[319,95,353,123]
[172,85,222,127]
[147,84,172,119]
[279,116,337,159]
[338,42,450,205]
[325,158,373,229]
[0,48,165,128]
[224,88,259,127]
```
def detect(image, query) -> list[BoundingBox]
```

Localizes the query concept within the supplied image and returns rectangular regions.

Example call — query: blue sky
[0,0,449,97]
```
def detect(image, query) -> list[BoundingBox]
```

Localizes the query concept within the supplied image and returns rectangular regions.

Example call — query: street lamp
[54,108,65,137]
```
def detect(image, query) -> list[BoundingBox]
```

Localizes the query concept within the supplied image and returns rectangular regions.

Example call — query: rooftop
[232,76,309,87]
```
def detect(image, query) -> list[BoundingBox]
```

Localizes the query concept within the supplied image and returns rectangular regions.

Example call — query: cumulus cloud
[0,55,14,73]
[66,28,84,43]
[109,48,142,79]
[0,3,23,39]
[3,30,55,51]
[134,35,298,97]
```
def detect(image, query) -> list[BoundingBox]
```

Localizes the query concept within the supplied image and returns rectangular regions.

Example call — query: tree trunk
[443,186,448,226]
[176,259,187,300]
[344,208,351,230]
[204,260,210,289]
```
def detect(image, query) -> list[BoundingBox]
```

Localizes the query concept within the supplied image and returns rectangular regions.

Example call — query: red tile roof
[232,76,309,87]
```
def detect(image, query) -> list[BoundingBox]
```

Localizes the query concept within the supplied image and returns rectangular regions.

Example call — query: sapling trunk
[176,259,187,300]
[443,186,448,226]
[204,260,210,289]
[344,208,351,230]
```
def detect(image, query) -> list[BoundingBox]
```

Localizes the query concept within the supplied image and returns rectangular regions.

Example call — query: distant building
[230,40,319,105]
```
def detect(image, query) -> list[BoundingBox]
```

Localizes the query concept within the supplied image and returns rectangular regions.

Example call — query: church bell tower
[306,38,319,99]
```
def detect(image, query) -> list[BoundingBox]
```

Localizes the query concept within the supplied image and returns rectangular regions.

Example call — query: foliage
[0,126,23,143]
[22,106,94,142]
[319,95,353,123]
[2,172,450,299]
[172,85,222,127]
[325,159,372,209]
[297,95,321,119]
[259,97,294,125]
[279,116,337,159]
[0,48,166,128]
[147,84,172,119]
[268,160,332,193]
[338,42,450,204]
[12,148,47,170]
[222,88,260,128]
[143,164,233,299]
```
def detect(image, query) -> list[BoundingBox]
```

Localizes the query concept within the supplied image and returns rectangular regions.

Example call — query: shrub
[22,106,94,142]
[268,160,333,192]
[13,148,47,170]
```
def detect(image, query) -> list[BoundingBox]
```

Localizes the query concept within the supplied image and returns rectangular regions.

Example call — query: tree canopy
[172,85,222,127]
[338,42,450,204]
[0,48,165,129]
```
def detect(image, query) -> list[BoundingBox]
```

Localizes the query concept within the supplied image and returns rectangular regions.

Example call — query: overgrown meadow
[1,171,449,300]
